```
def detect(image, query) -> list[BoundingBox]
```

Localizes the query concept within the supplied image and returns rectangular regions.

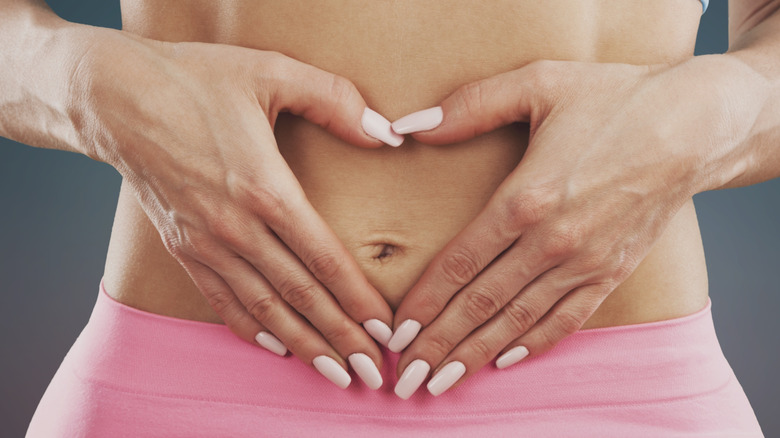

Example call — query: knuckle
[328,74,357,108]
[577,251,607,274]
[611,251,639,283]
[284,331,314,355]
[467,336,495,361]
[610,263,634,284]
[307,250,343,286]
[166,217,212,259]
[184,227,210,251]
[260,50,289,82]
[538,313,582,351]
[279,278,320,313]
[414,292,445,320]
[263,50,286,68]
[440,249,482,286]
[245,293,278,323]
[463,287,503,324]
[320,318,355,347]
[456,80,488,119]
[503,300,538,334]
[545,223,581,258]
[425,334,457,359]
[526,59,558,93]
[502,190,553,230]
[226,171,289,221]
[205,289,235,317]
[207,214,244,248]
[246,185,287,219]
[551,310,585,338]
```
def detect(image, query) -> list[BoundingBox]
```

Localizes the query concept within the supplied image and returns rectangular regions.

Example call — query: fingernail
[348,353,383,390]
[495,346,529,369]
[394,359,431,400]
[391,106,443,134]
[362,107,404,147]
[427,361,466,396]
[363,319,393,347]
[388,319,422,353]
[312,355,351,389]
[254,331,287,356]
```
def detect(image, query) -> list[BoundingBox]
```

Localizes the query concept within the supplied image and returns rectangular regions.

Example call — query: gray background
[1,1,777,436]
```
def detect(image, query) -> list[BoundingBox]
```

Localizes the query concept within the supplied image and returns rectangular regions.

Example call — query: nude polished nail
[363,319,393,347]
[313,355,352,389]
[394,359,431,400]
[427,361,466,396]
[495,346,529,369]
[362,108,404,147]
[388,319,422,353]
[348,353,383,390]
[254,331,287,356]
[391,106,443,134]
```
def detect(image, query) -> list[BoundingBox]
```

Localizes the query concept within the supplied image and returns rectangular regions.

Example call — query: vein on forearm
[0,1,93,154]
[712,3,780,189]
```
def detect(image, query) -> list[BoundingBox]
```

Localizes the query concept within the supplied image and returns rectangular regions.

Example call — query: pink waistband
[66,281,738,419]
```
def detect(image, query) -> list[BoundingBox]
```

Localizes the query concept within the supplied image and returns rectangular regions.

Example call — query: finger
[260,53,401,148]
[395,240,556,373]
[209,243,383,363]
[397,60,560,145]
[178,256,287,356]
[202,249,371,389]
[259,191,395,344]
[388,200,518,353]
[496,284,609,368]
[224,222,388,365]
[426,284,605,397]
[395,264,574,391]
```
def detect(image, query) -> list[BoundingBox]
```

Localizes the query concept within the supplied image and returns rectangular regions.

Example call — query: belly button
[373,244,398,263]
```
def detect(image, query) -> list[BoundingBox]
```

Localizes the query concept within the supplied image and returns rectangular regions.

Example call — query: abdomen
[106,0,709,324]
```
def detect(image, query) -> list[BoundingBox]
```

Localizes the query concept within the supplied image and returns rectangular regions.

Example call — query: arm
[387,0,780,398]
[0,0,396,390]
[0,0,104,155]
[714,0,780,189]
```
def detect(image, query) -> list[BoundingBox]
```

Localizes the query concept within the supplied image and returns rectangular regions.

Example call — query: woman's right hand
[70,30,396,389]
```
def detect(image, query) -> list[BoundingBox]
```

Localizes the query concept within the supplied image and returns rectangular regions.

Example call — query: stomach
[104,0,709,327]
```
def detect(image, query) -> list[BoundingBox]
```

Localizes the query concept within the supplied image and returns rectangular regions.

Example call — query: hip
[27,280,762,437]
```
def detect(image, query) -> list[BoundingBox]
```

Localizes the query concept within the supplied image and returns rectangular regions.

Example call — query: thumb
[392,60,559,145]
[259,53,401,148]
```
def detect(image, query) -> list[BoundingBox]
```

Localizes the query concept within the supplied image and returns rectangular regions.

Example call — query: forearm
[0,1,102,156]
[0,1,163,164]
[692,3,780,191]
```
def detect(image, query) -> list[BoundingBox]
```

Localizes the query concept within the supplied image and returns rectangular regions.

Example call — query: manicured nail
[495,346,529,369]
[388,319,422,353]
[391,106,443,134]
[254,331,287,356]
[427,361,466,396]
[363,319,393,347]
[394,359,431,400]
[362,107,404,147]
[312,356,351,389]
[348,353,383,390]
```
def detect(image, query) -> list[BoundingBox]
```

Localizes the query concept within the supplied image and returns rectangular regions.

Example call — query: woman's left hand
[387,57,758,398]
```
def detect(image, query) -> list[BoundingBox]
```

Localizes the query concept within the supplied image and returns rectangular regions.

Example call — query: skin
[1,0,779,396]
[393,55,779,392]
[391,1,780,393]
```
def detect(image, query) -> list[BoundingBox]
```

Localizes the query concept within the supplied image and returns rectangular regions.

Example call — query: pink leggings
[28,281,763,437]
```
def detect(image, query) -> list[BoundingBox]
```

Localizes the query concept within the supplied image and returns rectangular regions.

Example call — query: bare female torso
[104,0,709,328]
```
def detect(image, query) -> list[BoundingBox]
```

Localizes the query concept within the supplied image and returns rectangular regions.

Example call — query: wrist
[0,6,171,168]
[63,27,173,168]
[666,54,769,193]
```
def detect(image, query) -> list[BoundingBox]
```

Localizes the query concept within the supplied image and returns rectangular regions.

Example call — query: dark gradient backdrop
[1,1,778,436]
